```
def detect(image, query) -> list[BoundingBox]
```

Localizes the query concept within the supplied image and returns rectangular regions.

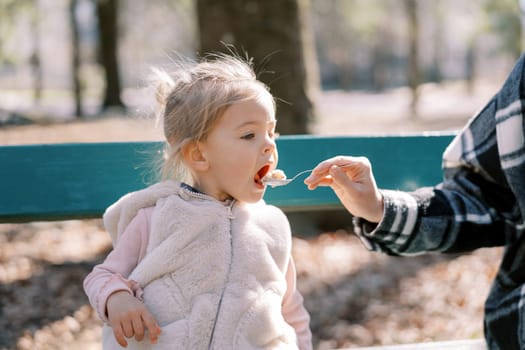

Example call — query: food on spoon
[262,169,287,182]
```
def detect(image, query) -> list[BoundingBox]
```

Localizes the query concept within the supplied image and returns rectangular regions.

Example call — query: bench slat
[0,133,454,222]
[0,142,161,222]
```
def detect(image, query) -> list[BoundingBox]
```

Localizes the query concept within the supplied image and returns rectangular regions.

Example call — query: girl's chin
[239,190,265,204]
[228,183,266,203]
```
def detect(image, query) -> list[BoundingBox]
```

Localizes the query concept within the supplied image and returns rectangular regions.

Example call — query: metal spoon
[263,169,314,188]
[263,163,353,188]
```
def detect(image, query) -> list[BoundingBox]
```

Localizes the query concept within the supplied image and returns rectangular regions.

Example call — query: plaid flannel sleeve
[354,174,511,256]
[354,53,525,257]
[354,52,525,349]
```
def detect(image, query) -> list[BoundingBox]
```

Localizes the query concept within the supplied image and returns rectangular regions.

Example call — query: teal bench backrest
[0,134,454,222]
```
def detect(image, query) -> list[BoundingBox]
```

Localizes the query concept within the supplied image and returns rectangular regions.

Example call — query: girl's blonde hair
[152,53,275,184]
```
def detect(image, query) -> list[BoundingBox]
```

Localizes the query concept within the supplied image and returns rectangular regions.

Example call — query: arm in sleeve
[282,257,312,350]
[353,54,525,256]
[355,169,513,255]
[83,208,151,322]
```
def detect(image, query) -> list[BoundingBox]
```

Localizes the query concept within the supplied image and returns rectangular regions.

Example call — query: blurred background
[1,0,524,137]
[0,0,520,349]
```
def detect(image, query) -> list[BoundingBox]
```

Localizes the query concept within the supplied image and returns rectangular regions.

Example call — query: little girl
[83,54,312,350]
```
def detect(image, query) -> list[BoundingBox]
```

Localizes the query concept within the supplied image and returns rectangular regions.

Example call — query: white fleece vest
[101,181,298,349]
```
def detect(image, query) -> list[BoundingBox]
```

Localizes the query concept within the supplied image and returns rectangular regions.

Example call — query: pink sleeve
[83,207,152,323]
[282,257,313,350]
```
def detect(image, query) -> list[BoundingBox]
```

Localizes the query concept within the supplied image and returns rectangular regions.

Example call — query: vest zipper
[207,201,235,349]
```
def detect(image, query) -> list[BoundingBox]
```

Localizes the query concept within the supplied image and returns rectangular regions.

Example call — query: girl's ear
[181,140,209,171]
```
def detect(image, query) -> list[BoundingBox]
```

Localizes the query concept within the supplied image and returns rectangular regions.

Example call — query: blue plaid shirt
[355,55,525,349]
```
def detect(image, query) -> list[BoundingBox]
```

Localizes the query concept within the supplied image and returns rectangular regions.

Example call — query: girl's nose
[263,137,276,154]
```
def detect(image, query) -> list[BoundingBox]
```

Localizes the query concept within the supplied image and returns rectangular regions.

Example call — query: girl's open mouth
[254,164,271,185]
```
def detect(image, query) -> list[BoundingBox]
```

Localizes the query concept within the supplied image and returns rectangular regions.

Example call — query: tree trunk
[404,0,420,119]
[197,0,319,135]
[431,0,443,83]
[372,33,388,92]
[96,0,123,109]
[30,7,43,106]
[69,0,83,117]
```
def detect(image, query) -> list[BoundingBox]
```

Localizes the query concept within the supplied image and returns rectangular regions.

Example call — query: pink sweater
[84,206,312,349]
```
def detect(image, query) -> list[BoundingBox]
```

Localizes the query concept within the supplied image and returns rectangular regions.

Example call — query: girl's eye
[241,133,255,140]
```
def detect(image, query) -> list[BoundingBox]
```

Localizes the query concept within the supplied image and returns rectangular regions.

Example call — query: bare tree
[197,0,319,134]
[404,0,420,118]
[69,0,82,117]
[430,0,443,84]
[96,0,124,110]
[30,0,42,105]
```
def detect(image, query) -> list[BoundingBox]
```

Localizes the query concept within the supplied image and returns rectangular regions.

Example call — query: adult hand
[304,156,384,223]
[106,290,162,347]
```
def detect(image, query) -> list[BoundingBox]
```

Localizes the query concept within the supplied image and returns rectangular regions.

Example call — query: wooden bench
[0,132,487,349]
[0,133,454,222]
